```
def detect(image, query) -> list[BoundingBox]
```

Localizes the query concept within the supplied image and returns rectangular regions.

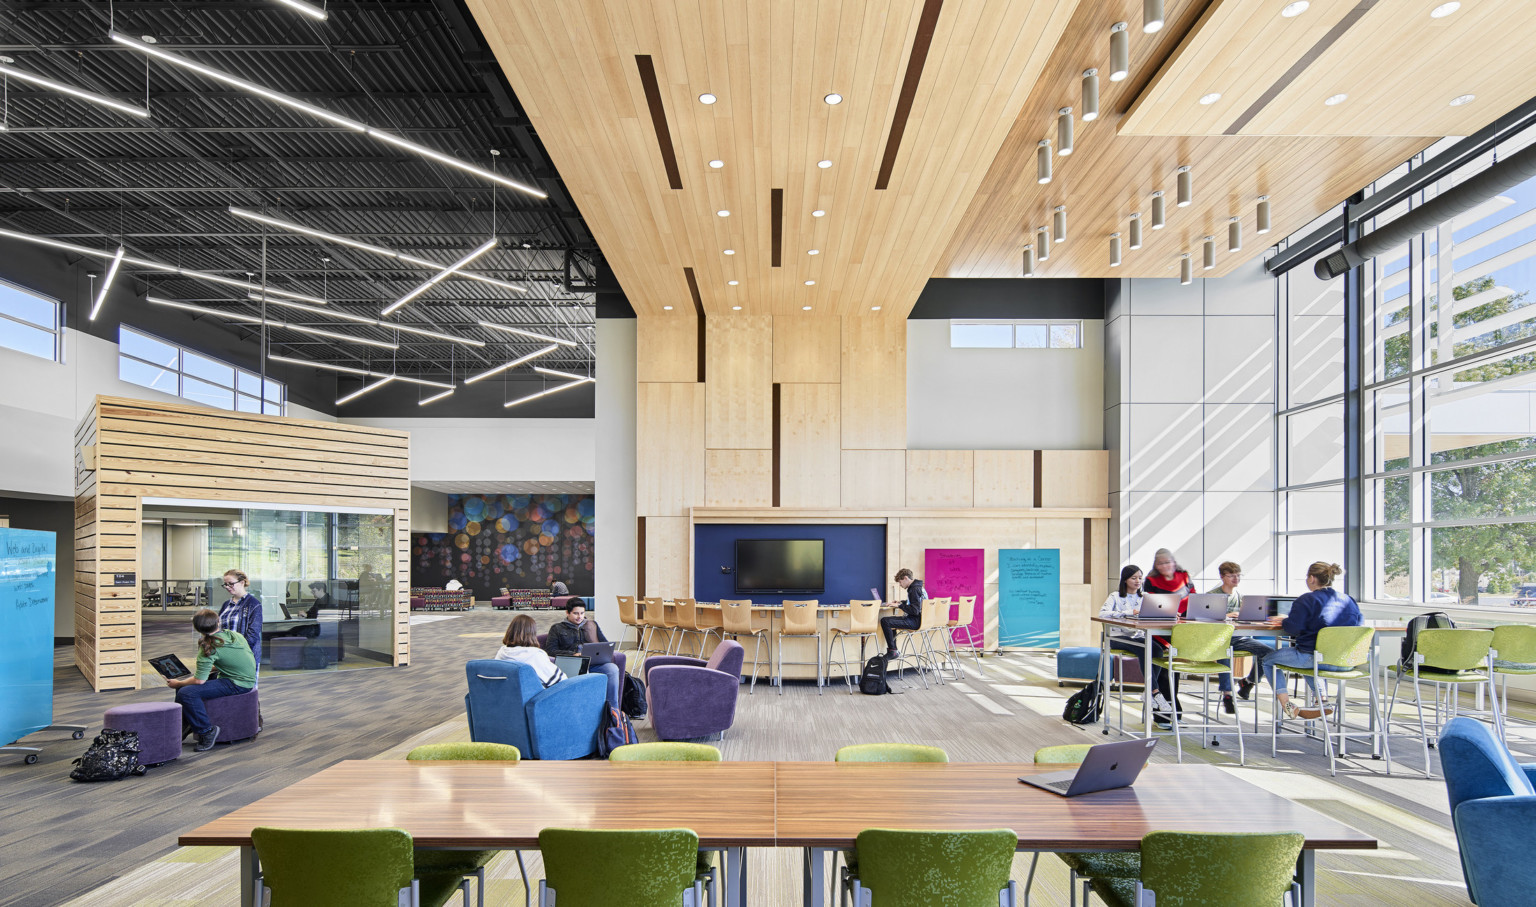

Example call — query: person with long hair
[1144,548,1196,615]
[166,608,256,752]
[1258,562,1362,720]
[495,614,567,688]
[217,569,263,670]
[1099,565,1180,727]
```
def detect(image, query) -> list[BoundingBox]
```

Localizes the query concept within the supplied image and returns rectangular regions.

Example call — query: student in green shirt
[167,608,256,752]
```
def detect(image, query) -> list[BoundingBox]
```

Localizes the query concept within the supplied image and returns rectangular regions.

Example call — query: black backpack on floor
[70,729,147,782]
[1063,681,1103,725]
[597,705,638,758]
[859,655,890,695]
[621,671,648,719]
[1401,611,1456,668]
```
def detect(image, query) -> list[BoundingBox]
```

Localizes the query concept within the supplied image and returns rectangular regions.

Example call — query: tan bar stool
[638,596,671,669]
[615,595,641,666]
[720,599,768,693]
[777,600,824,696]
[896,598,949,688]
[830,600,881,693]
[944,595,984,678]
[670,598,720,657]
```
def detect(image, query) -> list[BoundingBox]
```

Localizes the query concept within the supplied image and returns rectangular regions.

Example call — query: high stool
[204,688,262,743]
[1151,623,1242,764]
[1270,626,1387,777]
[895,598,949,688]
[615,595,642,665]
[670,598,719,657]
[776,600,823,695]
[637,597,669,670]
[720,599,768,693]
[947,595,985,676]
[830,600,881,693]
[1387,627,1500,777]
[103,701,181,766]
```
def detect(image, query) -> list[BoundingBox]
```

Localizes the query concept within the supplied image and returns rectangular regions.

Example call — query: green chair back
[1314,626,1374,670]
[538,828,699,907]
[407,742,521,762]
[1139,831,1303,907]
[1168,622,1233,663]
[610,742,722,762]
[1034,744,1092,764]
[835,743,948,763]
[251,827,414,907]
[1493,624,1536,664]
[853,829,1017,907]
[1417,628,1495,672]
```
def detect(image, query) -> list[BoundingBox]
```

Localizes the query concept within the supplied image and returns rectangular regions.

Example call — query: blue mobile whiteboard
[997,548,1060,648]
[0,529,56,747]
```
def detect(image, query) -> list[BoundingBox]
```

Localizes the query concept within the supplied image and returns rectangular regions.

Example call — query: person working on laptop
[543,599,620,708]
[1207,561,1271,715]
[1256,562,1362,720]
[496,614,567,688]
[1144,548,1196,615]
[881,568,927,660]
[166,608,256,752]
[1099,565,1180,727]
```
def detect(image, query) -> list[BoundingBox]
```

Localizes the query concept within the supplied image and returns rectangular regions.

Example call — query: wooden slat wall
[73,396,411,692]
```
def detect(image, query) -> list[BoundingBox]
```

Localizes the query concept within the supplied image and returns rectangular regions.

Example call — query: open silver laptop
[1137,592,1181,621]
[1236,595,1271,622]
[1186,593,1230,622]
[1020,738,1158,797]
[580,641,616,667]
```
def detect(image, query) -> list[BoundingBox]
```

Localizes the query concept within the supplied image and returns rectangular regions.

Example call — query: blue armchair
[643,641,745,741]
[463,660,607,760]
[1439,716,1536,905]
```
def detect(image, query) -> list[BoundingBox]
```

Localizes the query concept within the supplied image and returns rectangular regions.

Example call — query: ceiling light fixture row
[266,354,454,390]
[1109,233,1122,268]
[271,0,328,21]
[505,376,593,409]
[246,294,485,347]
[1022,243,1035,278]
[1179,253,1193,285]
[147,297,400,350]
[0,60,151,119]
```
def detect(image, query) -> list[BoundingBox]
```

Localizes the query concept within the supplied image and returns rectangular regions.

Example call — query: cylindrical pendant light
[1143,0,1165,33]
[1151,191,1166,229]
[1202,236,1216,270]
[1179,253,1192,285]
[1128,213,1143,249]
[1037,226,1051,261]
[1057,108,1074,156]
[1036,140,1052,184]
[1109,22,1129,82]
[1022,244,1034,277]
[1082,69,1100,121]
[1228,216,1243,252]
[1110,233,1123,268]
[1176,165,1192,207]
[1256,195,1272,234]
[1053,206,1067,244]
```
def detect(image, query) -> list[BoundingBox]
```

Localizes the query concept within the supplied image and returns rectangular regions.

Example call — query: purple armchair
[643,641,745,741]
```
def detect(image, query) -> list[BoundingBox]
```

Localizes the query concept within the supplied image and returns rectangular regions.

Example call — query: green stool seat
[1493,660,1536,674]
[610,742,721,762]
[833,744,950,893]
[848,828,1019,906]
[407,742,521,762]
[251,827,416,907]
[539,828,703,907]
[407,743,529,907]
[1062,850,1141,879]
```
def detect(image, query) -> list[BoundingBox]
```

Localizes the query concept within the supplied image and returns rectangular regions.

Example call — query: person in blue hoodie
[1257,561,1362,720]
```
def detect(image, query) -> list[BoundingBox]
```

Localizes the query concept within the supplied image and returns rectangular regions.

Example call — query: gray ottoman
[103,701,182,766]
[269,637,306,670]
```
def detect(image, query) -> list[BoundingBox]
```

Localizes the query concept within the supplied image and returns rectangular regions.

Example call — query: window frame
[0,277,63,363]
[118,325,285,415]
[947,318,1085,350]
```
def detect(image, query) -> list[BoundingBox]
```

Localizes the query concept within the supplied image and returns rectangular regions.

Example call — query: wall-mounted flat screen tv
[734,539,825,595]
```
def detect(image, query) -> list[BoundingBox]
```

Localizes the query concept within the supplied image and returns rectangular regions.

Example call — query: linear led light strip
[418,387,454,406]
[0,61,151,118]
[533,366,594,382]
[229,208,527,294]
[337,375,394,405]
[266,352,454,389]
[89,247,125,320]
[147,296,398,349]
[271,0,327,21]
[109,32,545,198]
[505,377,592,409]
[383,238,498,316]
[249,294,486,347]
[477,321,577,347]
[0,228,328,306]
[464,344,557,385]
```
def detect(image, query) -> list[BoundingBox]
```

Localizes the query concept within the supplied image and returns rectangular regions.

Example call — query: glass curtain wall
[1277,127,1536,611]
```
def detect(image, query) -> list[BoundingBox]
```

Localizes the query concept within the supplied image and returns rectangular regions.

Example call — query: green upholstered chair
[847,829,1019,907]
[250,827,423,907]
[407,743,529,907]
[1492,624,1536,741]
[834,742,949,763]
[1023,745,1139,907]
[537,828,704,907]
[1151,622,1242,764]
[1387,628,1500,777]
[1270,626,1386,776]
[606,742,722,904]
[1088,831,1304,907]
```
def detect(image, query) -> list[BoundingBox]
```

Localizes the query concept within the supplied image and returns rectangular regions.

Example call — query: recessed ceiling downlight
[708,160,724,169]
[1324,93,1348,106]
[824,93,842,105]
[1450,93,1476,106]
[812,209,826,217]
[1431,2,1460,17]
[817,160,832,169]
[1280,1,1308,17]
[1199,92,1221,105]
[698,93,717,104]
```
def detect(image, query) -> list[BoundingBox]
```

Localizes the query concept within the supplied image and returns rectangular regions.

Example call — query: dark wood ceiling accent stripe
[684,266,706,382]
[875,0,945,190]
[636,516,647,598]
[771,188,784,267]
[635,55,683,189]
[1224,0,1381,135]
[1032,450,1043,508]
[771,384,782,507]
[1082,519,1093,584]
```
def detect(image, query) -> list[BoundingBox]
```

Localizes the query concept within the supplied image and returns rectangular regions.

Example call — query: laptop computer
[870,587,883,603]
[580,641,616,667]
[553,654,589,678]
[1020,738,1158,797]
[148,653,191,679]
[1186,593,1230,622]
[1137,592,1181,621]
[1236,595,1271,622]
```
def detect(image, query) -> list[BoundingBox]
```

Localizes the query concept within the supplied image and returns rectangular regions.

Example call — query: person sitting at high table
[1099,564,1180,727]
[496,614,567,687]
[1144,548,1195,614]
[543,598,620,708]
[1256,562,1362,720]
[1208,560,1272,715]
[881,567,926,661]
[167,608,256,752]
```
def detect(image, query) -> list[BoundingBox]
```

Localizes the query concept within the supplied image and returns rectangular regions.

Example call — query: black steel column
[1342,192,1366,600]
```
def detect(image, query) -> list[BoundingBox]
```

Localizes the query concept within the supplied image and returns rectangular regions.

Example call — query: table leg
[802,847,826,907]
[1099,624,1113,736]
[1296,849,1316,907]
[1142,633,1155,738]
[240,845,258,907]
[726,847,746,907]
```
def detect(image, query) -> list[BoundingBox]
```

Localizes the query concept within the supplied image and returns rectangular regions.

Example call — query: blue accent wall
[693,524,886,605]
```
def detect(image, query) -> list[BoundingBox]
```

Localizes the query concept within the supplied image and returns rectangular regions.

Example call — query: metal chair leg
[516,850,530,907]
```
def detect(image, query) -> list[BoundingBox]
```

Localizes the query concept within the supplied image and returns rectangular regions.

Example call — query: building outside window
[950,319,1083,349]
[118,325,285,415]
[0,278,62,363]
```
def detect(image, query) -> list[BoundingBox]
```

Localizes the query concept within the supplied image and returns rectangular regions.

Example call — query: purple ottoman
[491,595,512,610]
[204,688,261,744]
[103,701,181,766]
[269,637,306,670]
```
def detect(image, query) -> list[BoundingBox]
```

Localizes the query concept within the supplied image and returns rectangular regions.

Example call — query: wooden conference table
[181,759,1375,907]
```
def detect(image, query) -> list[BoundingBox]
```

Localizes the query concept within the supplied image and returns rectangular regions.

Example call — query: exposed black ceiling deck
[0,0,600,383]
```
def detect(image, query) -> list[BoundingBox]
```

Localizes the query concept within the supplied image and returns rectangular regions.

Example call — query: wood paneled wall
[73,396,411,692]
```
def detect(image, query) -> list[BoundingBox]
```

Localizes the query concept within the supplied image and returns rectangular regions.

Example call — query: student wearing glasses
[218,569,264,670]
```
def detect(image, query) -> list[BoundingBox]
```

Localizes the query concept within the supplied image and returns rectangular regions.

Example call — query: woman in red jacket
[1145,548,1196,615]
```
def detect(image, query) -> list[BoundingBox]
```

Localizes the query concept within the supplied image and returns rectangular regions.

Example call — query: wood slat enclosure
[73,396,412,691]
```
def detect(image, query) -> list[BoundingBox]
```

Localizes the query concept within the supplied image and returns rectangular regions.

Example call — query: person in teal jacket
[167,608,256,752]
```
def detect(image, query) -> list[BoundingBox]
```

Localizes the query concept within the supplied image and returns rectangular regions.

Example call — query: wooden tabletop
[773,762,1378,851]
[178,760,778,849]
